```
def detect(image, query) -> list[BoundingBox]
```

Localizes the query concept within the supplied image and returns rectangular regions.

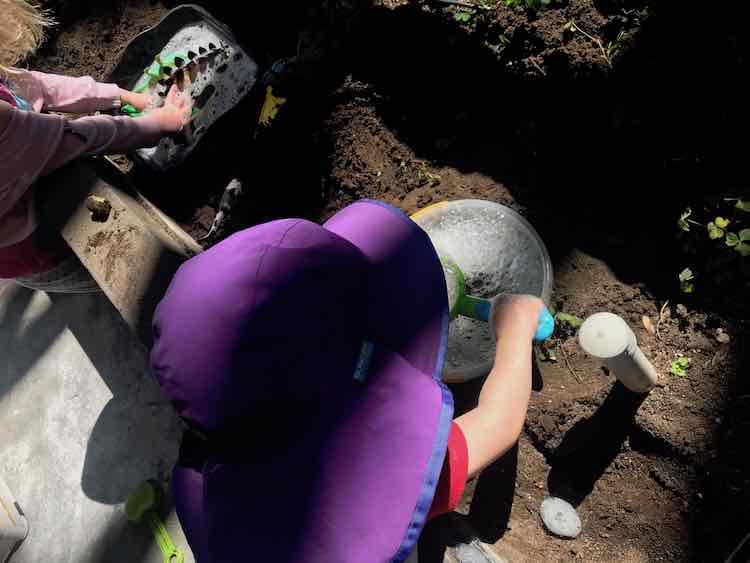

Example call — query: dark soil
[34,0,749,561]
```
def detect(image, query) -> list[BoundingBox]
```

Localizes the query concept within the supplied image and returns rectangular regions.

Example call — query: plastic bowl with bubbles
[412,200,553,382]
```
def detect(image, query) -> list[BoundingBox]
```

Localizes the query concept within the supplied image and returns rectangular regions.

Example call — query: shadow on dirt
[547,383,646,505]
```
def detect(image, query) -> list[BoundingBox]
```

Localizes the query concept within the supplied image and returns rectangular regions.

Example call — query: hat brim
[170,200,452,563]
[323,199,449,379]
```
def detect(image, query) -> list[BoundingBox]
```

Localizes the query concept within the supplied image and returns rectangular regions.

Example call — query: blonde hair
[0,0,54,75]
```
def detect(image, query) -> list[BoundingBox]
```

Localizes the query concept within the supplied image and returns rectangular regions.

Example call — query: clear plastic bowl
[412,200,553,382]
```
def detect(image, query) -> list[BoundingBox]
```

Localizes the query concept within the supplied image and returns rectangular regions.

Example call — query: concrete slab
[0,281,194,563]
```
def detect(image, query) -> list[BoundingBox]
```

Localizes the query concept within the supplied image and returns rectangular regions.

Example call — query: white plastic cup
[578,312,658,393]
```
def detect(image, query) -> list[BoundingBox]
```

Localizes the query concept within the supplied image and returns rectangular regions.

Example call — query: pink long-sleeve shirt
[0,70,162,277]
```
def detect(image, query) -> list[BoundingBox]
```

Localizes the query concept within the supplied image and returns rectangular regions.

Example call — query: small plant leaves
[525,0,552,10]
[715,216,730,229]
[707,222,724,240]
[678,208,692,232]
[678,268,694,282]
[735,199,750,212]
[737,229,750,256]
[555,312,584,329]
[726,232,740,247]
[454,10,473,22]
[678,268,695,293]
[680,281,695,293]
[670,355,690,377]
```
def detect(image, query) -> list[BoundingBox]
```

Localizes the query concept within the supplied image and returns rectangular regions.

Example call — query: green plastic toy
[441,255,555,342]
[442,255,491,322]
[122,53,187,117]
[125,480,185,563]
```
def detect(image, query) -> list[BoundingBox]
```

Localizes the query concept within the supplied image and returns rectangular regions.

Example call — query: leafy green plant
[725,228,750,256]
[678,207,702,232]
[525,0,552,10]
[675,195,748,298]
[707,216,730,240]
[454,10,473,23]
[605,30,626,62]
[670,356,690,377]
[417,162,441,187]
[678,268,695,293]
[555,312,583,329]
[505,0,552,11]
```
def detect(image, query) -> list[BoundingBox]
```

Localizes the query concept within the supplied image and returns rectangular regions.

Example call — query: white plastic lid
[578,312,633,360]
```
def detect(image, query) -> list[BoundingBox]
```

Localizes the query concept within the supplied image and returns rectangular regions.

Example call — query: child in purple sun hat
[151,199,545,562]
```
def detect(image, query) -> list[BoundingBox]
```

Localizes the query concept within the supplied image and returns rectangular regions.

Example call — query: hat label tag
[353,341,375,383]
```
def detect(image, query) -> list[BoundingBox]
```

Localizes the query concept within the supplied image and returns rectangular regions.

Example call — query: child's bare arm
[454,295,544,478]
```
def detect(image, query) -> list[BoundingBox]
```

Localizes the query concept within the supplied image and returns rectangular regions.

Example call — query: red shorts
[429,422,469,519]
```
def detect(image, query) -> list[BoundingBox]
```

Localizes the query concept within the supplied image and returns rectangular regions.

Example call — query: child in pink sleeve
[0,1,191,289]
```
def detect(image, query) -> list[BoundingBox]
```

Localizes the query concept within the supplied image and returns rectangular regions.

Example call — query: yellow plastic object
[409,201,449,222]
[258,86,287,127]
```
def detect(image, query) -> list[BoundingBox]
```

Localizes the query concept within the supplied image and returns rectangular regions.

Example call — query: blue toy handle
[471,298,554,342]
[534,308,555,342]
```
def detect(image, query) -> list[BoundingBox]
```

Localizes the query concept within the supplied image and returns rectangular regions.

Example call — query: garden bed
[34,0,750,560]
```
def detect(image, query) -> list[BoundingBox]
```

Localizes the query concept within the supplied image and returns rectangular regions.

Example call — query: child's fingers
[166,84,179,105]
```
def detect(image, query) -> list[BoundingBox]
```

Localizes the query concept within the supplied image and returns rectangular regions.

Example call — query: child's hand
[149,85,192,133]
[490,294,545,341]
[119,89,151,112]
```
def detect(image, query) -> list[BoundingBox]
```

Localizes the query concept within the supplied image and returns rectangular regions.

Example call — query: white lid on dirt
[577,312,633,359]
[540,497,582,539]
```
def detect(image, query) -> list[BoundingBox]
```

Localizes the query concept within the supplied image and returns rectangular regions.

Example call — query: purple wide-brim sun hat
[151,200,452,563]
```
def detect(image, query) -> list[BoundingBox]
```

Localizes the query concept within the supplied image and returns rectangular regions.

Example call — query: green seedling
[417,162,441,187]
[678,207,702,232]
[524,0,552,10]
[555,312,583,329]
[678,268,695,293]
[734,199,750,212]
[605,30,626,62]
[565,20,611,67]
[725,228,750,256]
[506,0,551,10]
[670,355,690,377]
[454,10,473,22]
[126,481,184,563]
[707,216,730,240]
